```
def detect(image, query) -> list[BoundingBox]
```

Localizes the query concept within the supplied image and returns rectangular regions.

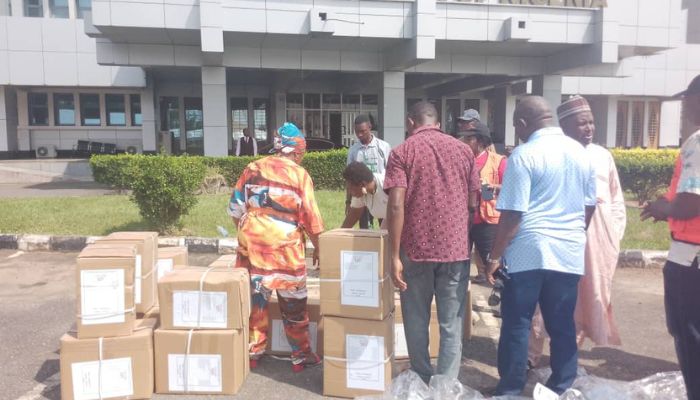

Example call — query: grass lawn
[0,191,670,250]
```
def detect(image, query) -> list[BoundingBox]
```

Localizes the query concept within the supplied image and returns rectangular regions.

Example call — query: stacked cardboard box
[96,232,158,315]
[266,296,323,357]
[154,266,251,395]
[319,229,395,398]
[156,246,189,282]
[60,241,157,400]
[208,254,237,268]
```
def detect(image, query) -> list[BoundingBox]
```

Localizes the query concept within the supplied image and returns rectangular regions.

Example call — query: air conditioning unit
[35,145,57,158]
[125,144,143,154]
[504,17,531,42]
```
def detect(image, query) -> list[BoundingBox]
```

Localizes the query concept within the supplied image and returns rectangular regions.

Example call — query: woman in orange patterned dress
[228,122,324,372]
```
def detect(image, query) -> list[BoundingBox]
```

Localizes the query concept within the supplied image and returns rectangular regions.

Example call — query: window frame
[130,94,142,127]
[23,0,43,17]
[105,94,126,127]
[80,93,101,127]
[53,93,76,126]
[28,92,49,126]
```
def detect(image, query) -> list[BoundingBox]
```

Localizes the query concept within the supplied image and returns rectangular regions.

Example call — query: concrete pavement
[0,182,118,198]
[0,250,679,400]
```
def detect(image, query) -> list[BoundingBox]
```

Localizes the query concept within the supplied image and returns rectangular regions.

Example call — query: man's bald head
[513,96,555,142]
[408,101,439,126]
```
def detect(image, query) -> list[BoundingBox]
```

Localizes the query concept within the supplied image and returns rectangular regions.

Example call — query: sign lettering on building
[498,0,607,7]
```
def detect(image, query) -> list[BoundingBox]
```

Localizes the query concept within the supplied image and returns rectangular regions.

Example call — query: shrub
[611,148,678,204]
[90,154,135,192]
[125,155,206,233]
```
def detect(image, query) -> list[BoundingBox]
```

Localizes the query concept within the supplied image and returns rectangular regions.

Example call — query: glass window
[304,93,320,109]
[343,94,360,111]
[130,94,142,126]
[76,0,90,18]
[28,93,48,126]
[230,97,248,141]
[159,97,181,154]
[305,110,322,138]
[106,94,126,126]
[286,110,303,131]
[53,93,75,126]
[323,94,341,110]
[253,98,268,141]
[287,93,303,109]
[185,97,204,155]
[445,99,460,136]
[24,0,42,17]
[50,0,68,18]
[80,94,101,126]
[647,101,660,149]
[631,101,645,148]
[615,101,629,147]
[362,94,379,129]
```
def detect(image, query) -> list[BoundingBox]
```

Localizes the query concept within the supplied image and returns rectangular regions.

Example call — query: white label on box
[168,354,222,392]
[135,255,142,304]
[172,291,228,328]
[533,383,561,400]
[271,319,318,353]
[80,269,126,325]
[394,323,408,358]
[340,251,379,308]
[71,357,134,400]
[157,258,174,281]
[345,334,385,391]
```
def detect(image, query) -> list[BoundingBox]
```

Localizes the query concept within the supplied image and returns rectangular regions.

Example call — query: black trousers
[664,258,700,400]
[470,223,498,262]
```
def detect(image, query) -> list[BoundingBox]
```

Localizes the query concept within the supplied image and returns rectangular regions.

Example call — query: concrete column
[141,78,157,152]
[532,75,563,125]
[10,0,21,16]
[479,98,489,124]
[660,100,682,147]
[504,90,516,147]
[16,89,30,151]
[380,71,405,148]
[604,96,618,148]
[67,0,76,19]
[201,66,228,156]
[0,87,8,152]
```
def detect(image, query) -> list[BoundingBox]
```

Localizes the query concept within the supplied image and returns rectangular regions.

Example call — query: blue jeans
[399,250,469,383]
[496,269,580,395]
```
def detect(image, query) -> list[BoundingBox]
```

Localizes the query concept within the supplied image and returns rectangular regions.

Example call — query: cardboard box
[154,328,248,395]
[394,296,439,360]
[76,244,137,339]
[208,254,237,268]
[158,267,250,330]
[97,232,158,314]
[319,229,394,321]
[60,318,156,400]
[323,315,394,398]
[266,297,323,356]
[156,246,188,281]
[138,306,160,328]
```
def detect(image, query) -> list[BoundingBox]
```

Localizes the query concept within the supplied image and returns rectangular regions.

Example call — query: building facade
[0,0,698,157]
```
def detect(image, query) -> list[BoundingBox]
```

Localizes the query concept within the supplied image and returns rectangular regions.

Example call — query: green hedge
[91,148,679,205]
[91,149,349,192]
[610,148,678,204]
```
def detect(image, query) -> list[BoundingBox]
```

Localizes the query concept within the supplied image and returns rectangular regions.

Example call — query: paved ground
[1,250,679,400]
[0,182,118,198]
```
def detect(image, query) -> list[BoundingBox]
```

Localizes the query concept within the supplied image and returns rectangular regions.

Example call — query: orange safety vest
[666,155,700,245]
[478,151,505,225]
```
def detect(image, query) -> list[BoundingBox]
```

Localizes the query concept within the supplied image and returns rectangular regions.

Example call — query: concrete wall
[0,17,145,87]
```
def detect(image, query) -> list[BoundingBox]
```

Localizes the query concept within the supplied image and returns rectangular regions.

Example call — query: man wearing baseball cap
[642,74,700,400]
[457,122,506,284]
[457,109,481,134]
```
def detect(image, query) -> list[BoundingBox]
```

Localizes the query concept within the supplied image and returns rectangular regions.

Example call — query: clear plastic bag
[429,374,485,400]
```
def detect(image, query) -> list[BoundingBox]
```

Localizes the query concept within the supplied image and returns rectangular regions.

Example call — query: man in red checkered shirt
[384,101,479,382]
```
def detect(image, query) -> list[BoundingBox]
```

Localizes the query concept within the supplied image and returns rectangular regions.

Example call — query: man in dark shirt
[384,101,479,382]
[236,128,258,156]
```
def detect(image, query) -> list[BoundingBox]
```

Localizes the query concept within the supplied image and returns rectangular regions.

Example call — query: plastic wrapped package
[355,370,431,400]
[628,371,685,399]
[530,367,589,385]
[429,375,485,400]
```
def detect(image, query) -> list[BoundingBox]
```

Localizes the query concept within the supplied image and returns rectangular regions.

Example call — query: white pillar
[141,79,157,152]
[504,91,516,147]
[532,75,563,126]
[660,100,682,147]
[604,96,618,148]
[10,0,22,16]
[381,71,405,148]
[202,66,228,156]
[0,87,8,152]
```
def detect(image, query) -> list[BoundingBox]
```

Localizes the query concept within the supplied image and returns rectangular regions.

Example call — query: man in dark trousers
[236,128,258,156]
[385,101,479,383]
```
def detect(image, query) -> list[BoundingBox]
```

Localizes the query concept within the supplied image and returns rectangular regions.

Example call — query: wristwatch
[486,255,501,264]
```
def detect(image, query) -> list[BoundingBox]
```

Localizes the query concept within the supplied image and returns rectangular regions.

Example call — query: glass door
[184,97,203,155]
[159,97,181,154]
